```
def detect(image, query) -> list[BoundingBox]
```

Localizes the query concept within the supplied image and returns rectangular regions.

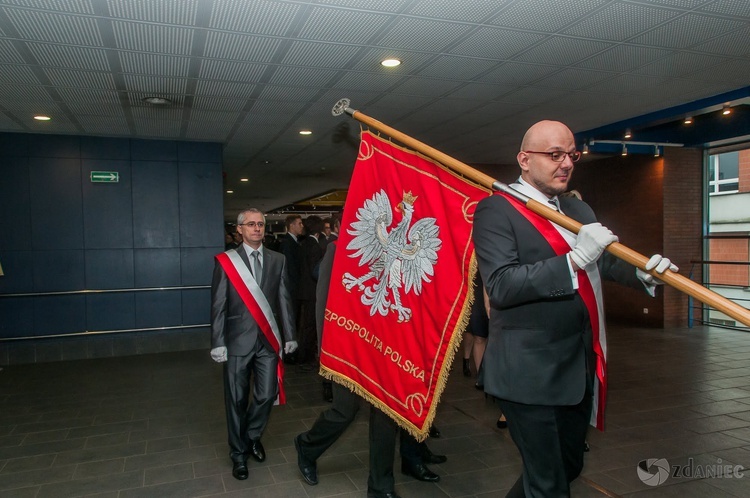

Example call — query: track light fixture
[624,129,632,139]
[653,145,660,157]
[582,143,589,155]
[684,116,693,124]
[621,144,628,156]
[722,104,732,115]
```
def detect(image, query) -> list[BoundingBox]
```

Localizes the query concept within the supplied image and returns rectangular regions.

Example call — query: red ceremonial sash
[215,251,286,405]
[498,192,606,430]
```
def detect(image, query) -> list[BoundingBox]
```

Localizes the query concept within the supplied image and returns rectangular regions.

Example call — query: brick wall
[709,238,750,286]
[662,147,704,327]
[740,149,750,193]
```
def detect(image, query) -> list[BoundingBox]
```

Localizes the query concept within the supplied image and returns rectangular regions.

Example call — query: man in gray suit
[210,208,298,480]
[473,120,676,497]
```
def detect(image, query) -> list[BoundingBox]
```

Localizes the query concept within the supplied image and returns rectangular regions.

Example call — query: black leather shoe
[249,440,266,462]
[497,418,508,429]
[294,435,318,485]
[367,492,402,498]
[401,462,440,482]
[420,445,447,464]
[428,426,440,438]
[462,358,471,377]
[232,461,248,480]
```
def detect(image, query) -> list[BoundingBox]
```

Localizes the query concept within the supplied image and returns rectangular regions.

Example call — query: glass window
[708,151,740,195]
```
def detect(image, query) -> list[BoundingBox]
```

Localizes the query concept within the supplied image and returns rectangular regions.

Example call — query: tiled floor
[2,324,750,497]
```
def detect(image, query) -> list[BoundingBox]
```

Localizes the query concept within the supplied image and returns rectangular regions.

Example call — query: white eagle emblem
[342,189,441,322]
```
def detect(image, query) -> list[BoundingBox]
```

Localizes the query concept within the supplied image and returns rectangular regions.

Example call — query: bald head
[520,120,574,152]
[517,120,577,197]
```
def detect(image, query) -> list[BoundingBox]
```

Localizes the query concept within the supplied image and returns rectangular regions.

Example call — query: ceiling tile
[56,87,121,103]
[0,39,24,63]
[333,71,404,92]
[477,62,558,87]
[563,3,680,42]
[348,48,435,72]
[193,80,255,99]
[445,82,517,100]
[281,41,361,68]
[6,8,102,45]
[192,96,246,111]
[270,66,339,87]
[133,119,181,137]
[533,68,612,90]
[575,45,671,72]
[514,36,613,65]
[198,59,266,83]
[0,64,39,84]
[203,32,281,62]
[488,0,609,33]
[416,56,499,80]
[122,74,187,95]
[630,13,747,49]
[698,0,750,17]
[1,1,95,14]
[0,83,56,103]
[44,68,116,90]
[209,0,300,35]
[375,18,473,51]
[631,52,730,78]
[448,27,546,59]
[299,7,391,44]
[119,52,190,77]
[582,73,669,95]
[106,0,198,25]
[407,0,508,21]
[689,25,750,57]
[78,115,129,134]
[389,76,465,97]
[112,20,193,55]
[27,43,109,70]
[258,86,323,103]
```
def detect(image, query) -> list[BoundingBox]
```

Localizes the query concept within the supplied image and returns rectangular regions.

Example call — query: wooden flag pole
[332,98,750,327]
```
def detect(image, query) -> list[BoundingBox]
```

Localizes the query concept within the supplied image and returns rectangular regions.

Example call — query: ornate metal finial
[332,98,352,117]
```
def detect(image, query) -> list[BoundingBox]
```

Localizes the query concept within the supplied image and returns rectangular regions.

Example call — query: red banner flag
[320,130,489,439]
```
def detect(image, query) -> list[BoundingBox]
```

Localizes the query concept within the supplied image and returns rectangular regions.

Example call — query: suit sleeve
[315,243,337,353]
[473,196,575,309]
[210,259,228,349]
[277,255,296,343]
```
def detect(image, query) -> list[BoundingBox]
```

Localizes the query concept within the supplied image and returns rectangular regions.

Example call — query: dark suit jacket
[210,246,296,356]
[473,194,641,407]
[278,233,302,298]
[299,235,323,300]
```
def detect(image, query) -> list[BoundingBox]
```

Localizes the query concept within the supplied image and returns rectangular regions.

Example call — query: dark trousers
[223,341,278,463]
[499,391,592,498]
[297,299,318,363]
[296,383,399,495]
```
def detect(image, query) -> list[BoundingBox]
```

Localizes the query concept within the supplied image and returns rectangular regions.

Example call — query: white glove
[284,341,298,354]
[637,254,678,297]
[210,346,227,363]
[569,223,619,269]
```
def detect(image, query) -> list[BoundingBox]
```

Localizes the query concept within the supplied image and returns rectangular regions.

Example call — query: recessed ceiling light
[226,190,234,194]
[142,96,172,105]
[381,58,401,67]
[33,115,51,121]
[299,130,312,135]
[240,178,249,182]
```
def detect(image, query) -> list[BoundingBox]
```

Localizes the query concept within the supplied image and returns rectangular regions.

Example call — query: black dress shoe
[497,418,508,429]
[462,358,471,377]
[232,461,248,480]
[420,445,447,464]
[249,440,266,462]
[367,491,402,498]
[401,462,440,482]
[294,435,318,485]
[428,426,440,438]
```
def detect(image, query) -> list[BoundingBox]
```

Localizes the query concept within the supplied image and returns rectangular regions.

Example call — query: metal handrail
[0,324,209,342]
[0,285,210,298]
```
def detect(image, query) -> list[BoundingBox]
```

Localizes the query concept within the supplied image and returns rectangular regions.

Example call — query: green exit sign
[90,171,119,183]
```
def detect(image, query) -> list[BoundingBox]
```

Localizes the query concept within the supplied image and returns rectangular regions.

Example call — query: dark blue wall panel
[181,247,222,286]
[134,248,180,287]
[179,161,224,247]
[82,159,133,249]
[135,290,181,328]
[178,142,222,163]
[32,249,85,292]
[28,134,80,159]
[182,288,210,325]
[33,295,86,336]
[81,137,131,160]
[0,157,31,251]
[29,157,84,251]
[0,298,34,338]
[0,251,34,294]
[85,249,134,289]
[131,139,177,161]
[86,293,136,331]
[0,132,29,157]
[132,161,179,248]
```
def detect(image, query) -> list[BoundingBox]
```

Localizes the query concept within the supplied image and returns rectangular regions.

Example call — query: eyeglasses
[239,221,265,228]
[523,150,582,163]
